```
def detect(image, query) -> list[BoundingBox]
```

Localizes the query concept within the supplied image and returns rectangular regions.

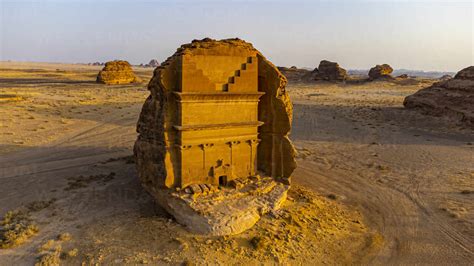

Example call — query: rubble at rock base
[145,176,289,236]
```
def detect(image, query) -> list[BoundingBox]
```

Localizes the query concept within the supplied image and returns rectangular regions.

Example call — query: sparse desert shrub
[66,248,79,257]
[38,239,56,252]
[57,232,72,242]
[0,210,39,249]
[35,246,62,266]
[26,199,56,212]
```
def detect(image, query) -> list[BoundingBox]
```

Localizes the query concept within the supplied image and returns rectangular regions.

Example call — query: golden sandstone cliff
[133,38,296,235]
[96,60,141,84]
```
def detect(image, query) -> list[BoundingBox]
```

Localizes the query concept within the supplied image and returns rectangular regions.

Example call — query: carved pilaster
[199,143,214,172]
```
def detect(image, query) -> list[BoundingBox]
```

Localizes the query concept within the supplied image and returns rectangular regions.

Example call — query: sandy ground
[0,62,472,264]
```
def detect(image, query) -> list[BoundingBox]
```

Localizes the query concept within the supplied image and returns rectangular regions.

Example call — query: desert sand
[0,62,472,264]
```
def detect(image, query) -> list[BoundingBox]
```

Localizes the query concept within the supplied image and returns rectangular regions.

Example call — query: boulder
[148,59,160,68]
[404,66,474,127]
[439,74,453,81]
[134,38,296,235]
[397,74,408,79]
[96,60,141,84]
[454,66,474,80]
[369,64,393,80]
[311,60,347,81]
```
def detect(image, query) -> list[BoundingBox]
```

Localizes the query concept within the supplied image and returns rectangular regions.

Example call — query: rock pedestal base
[146,177,289,236]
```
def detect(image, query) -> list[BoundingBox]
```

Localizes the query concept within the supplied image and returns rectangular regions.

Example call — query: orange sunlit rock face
[96,60,141,84]
[134,38,296,190]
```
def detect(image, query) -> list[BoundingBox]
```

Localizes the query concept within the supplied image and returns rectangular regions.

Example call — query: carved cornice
[172,91,264,103]
[173,121,264,131]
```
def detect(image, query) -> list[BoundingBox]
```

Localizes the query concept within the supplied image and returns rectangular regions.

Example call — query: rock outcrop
[439,74,453,81]
[152,176,288,236]
[310,60,347,81]
[148,59,160,68]
[404,66,474,127]
[454,66,474,79]
[277,66,310,83]
[96,60,141,84]
[369,64,393,80]
[134,38,296,235]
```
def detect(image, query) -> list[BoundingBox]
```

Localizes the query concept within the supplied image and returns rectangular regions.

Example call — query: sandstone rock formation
[440,74,453,81]
[96,60,141,84]
[404,66,474,127]
[310,60,347,81]
[134,38,296,235]
[148,59,160,68]
[277,66,310,82]
[369,64,393,80]
[454,66,474,79]
[154,176,288,235]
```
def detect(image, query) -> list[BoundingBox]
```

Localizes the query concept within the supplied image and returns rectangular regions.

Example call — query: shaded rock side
[369,64,394,80]
[311,60,347,81]
[403,66,474,127]
[439,74,453,81]
[148,59,160,68]
[454,66,474,80]
[277,66,311,83]
[134,38,296,190]
[96,60,141,84]
[258,57,297,181]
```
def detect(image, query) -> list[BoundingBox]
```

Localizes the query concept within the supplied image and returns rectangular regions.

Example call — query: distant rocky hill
[348,69,455,78]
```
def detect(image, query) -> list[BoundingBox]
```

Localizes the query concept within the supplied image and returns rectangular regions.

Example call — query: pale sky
[0,0,472,71]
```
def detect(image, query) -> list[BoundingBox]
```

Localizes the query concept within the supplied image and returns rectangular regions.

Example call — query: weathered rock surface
[277,66,310,83]
[148,59,160,68]
[310,60,347,81]
[149,177,288,235]
[369,64,393,80]
[96,60,141,84]
[454,66,474,80]
[134,38,296,234]
[439,74,453,81]
[404,66,474,127]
